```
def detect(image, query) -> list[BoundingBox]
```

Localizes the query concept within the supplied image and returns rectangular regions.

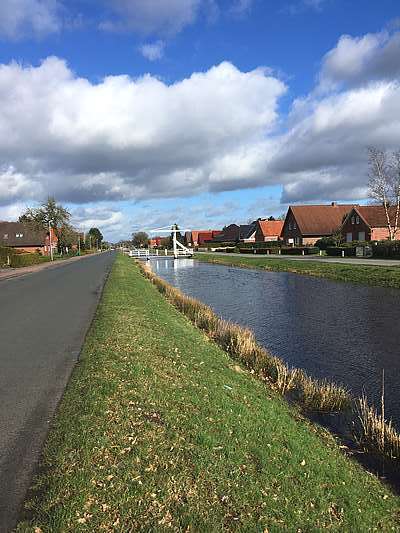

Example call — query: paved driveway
[0,251,115,532]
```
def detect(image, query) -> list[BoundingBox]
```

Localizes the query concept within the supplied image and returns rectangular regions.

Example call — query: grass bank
[19,255,400,531]
[195,253,400,289]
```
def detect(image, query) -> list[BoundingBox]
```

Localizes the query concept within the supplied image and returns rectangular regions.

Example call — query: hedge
[10,253,51,268]
[326,247,356,257]
[372,241,400,259]
[0,246,16,266]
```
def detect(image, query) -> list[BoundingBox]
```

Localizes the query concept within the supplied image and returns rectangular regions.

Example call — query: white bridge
[130,224,193,260]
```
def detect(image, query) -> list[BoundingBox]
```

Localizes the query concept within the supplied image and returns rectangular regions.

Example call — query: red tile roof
[290,205,354,236]
[257,220,284,237]
[354,206,400,228]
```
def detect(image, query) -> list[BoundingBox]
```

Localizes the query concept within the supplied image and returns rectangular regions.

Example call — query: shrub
[10,253,51,268]
[372,241,400,259]
[0,246,16,267]
[315,236,337,250]
[326,247,356,257]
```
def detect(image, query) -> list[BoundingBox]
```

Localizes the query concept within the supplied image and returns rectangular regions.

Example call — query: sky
[0,0,399,241]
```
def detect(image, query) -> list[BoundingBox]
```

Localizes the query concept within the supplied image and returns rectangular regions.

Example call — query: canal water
[151,258,400,429]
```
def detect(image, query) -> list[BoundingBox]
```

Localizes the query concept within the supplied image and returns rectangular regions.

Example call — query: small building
[341,206,400,242]
[149,236,162,247]
[239,223,257,243]
[211,224,240,244]
[282,203,354,246]
[187,230,223,247]
[0,221,57,255]
[255,219,284,242]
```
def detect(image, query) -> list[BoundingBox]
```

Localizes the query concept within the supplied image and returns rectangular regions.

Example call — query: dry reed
[356,394,400,459]
[137,261,351,411]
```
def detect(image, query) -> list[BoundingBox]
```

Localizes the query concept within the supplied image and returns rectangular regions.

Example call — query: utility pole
[48,221,54,261]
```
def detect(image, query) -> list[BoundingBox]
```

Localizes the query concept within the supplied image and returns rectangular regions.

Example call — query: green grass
[195,253,400,289]
[18,255,400,531]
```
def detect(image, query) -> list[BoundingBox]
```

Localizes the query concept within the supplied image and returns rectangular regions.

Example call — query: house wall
[370,227,399,241]
[341,214,371,242]
[281,210,304,245]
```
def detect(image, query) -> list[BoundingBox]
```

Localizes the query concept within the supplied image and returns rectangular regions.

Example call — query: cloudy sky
[0,0,399,240]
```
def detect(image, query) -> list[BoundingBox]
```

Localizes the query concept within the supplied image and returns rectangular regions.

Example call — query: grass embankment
[19,255,400,531]
[195,253,400,289]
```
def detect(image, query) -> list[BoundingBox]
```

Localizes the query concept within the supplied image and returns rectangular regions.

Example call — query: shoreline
[194,253,400,290]
[18,255,400,531]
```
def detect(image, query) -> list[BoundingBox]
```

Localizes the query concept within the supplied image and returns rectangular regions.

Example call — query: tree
[88,227,103,249]
[19,197,72,253]
[132,231,149,248]
[368,147,400,240]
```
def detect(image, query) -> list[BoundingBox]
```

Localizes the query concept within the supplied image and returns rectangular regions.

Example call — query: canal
[151,258,400,429]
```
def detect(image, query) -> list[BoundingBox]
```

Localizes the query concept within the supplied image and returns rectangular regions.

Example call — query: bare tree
[368,147,400,240]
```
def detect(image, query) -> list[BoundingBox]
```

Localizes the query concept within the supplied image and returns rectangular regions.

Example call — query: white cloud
[139,40,165,61]
[101,0,201,36]
[319,30,400,90]
[0,57,285,206]
[0,0,62,39]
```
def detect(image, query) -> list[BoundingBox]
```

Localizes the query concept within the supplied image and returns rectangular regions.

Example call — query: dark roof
[353,206,399,228]
[212,224,240,242]
[0,222,46,247]
[239,223,257,240]
[289,204,354,236]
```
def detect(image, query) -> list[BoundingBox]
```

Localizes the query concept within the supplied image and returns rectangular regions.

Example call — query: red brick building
[0,221,58,255]
[186,230,222,247]
[255,220,284,242]
[341,206,400,242]
[281,204,354,245]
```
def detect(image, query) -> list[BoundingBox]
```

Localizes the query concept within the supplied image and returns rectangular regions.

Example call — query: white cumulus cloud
[0,57,286,206]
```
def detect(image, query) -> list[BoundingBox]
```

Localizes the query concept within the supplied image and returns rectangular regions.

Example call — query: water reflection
[151,258,400,428]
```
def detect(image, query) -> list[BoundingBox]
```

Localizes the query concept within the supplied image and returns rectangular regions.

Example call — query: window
[356,216,360,224]
[293,222,297,229]
[288,223,292,230]
[351,217,355,225]
[15,233,24,238]
[3,233,8,239]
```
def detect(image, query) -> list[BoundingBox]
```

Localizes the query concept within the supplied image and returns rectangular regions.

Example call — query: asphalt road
[0,251,116,532]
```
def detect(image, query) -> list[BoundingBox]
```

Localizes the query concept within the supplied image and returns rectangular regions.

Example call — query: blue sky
[0,0,399,240]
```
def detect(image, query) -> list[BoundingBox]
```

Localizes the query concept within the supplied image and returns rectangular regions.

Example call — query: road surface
[198,252,400,267]
[0,251,115,532]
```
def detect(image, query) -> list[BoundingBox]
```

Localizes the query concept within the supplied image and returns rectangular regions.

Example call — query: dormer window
[3,233,8,239]
[15,233,24,238]
[356,216,360,224]
[351,217,355,225]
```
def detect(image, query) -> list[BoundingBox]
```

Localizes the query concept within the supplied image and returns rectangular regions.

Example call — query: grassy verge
[195,253,400,289]
[19,255,400,531]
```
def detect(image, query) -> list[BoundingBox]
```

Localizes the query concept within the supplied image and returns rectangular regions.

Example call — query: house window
[15,233,24,238]
[288,223,292,231]
[3,233,8,239]
[356,216,360,224]
[293,222,297,230]
[351,217,355,225]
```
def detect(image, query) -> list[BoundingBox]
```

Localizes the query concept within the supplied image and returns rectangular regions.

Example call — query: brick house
[0,221,58,254]
[149,236,162,247]
[341,206,400,242]
[281,203,354,245]
[185,230,223,247]
[255,219,284,242]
